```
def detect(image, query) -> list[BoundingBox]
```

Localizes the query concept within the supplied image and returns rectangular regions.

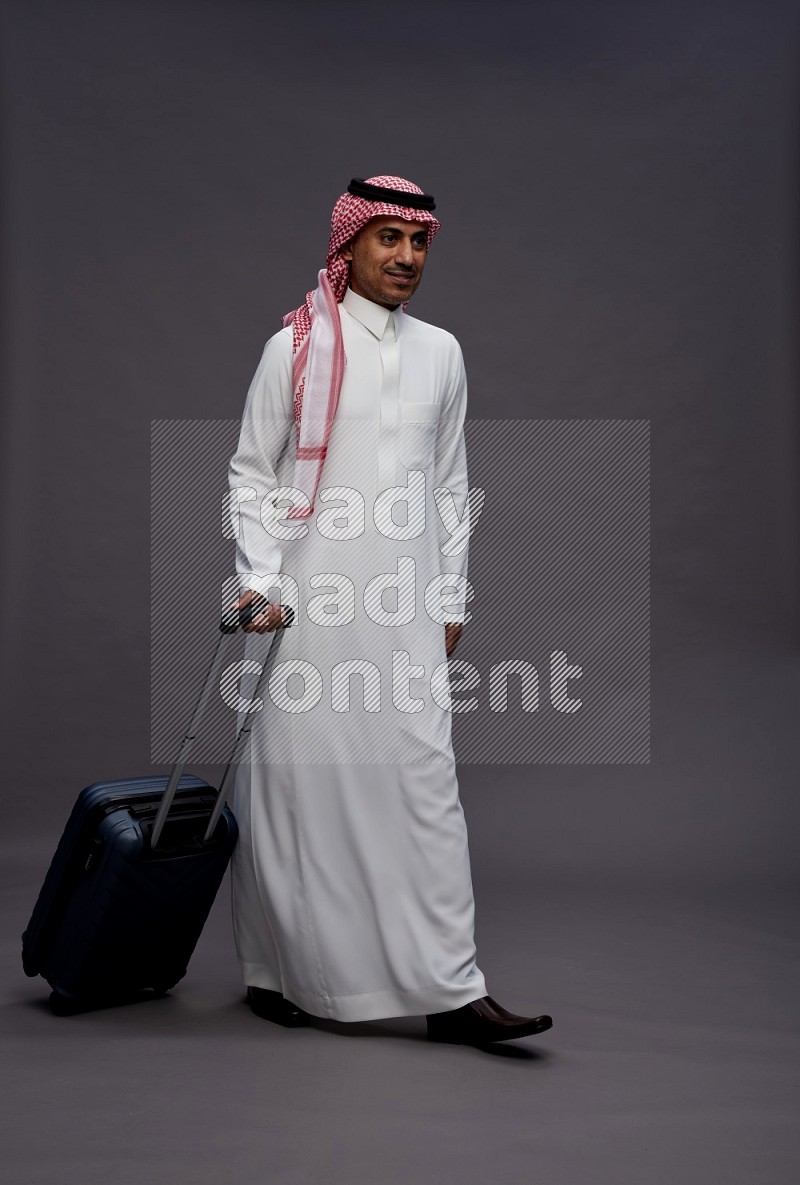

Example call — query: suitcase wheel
[48,990,85,1016]
[48,986,173,1014]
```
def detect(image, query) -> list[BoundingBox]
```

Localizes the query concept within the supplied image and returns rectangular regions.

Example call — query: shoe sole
[248,1009,311,1026]
[427,1017,553,1044]
[246,992,311,1027]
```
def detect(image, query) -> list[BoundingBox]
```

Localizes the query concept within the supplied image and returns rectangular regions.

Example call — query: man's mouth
[387,272,414,285]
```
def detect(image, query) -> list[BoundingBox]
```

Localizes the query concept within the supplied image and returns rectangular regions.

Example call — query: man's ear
[340,239,354,262]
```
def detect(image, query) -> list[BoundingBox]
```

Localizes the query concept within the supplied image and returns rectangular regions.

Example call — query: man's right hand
[235,589,285,634]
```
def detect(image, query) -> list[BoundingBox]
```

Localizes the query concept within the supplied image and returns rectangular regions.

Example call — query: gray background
[1,1,799,1182]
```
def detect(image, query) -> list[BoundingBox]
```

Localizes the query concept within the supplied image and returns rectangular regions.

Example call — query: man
[227,175,552,1046]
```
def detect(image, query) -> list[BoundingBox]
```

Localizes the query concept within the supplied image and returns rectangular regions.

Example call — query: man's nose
[394,238,414,267]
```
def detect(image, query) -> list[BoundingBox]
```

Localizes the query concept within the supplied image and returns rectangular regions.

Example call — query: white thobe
[227,285,487,1021]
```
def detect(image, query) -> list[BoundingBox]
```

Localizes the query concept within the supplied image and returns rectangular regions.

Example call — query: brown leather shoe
[246,987,311,1027]
[426,995,552,1044]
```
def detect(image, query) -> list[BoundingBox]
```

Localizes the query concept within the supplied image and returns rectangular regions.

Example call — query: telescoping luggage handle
[150,598,294,849]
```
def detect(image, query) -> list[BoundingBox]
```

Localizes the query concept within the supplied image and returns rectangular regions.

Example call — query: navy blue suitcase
[22,600,293,1014]
[21,775,237,1010]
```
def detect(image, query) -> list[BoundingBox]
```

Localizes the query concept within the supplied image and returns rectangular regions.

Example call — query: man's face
[340,216,429,309]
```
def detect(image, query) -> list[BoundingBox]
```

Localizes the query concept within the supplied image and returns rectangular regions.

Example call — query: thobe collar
[341,285,402,340]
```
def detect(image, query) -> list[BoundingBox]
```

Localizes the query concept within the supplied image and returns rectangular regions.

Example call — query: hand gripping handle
[219,597,295,634]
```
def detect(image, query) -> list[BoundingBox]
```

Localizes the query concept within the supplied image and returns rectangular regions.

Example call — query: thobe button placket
[377,313,399,494]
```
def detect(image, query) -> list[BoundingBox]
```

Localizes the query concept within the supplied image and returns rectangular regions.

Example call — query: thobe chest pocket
[398,401,441,469]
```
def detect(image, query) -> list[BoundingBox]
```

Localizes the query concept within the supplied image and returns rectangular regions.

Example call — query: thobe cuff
[241,572,285,600]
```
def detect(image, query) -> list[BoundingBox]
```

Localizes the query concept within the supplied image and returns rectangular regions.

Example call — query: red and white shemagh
[280,175,441,519]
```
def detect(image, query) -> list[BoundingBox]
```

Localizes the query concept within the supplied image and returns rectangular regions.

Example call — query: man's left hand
[444,622,463,658]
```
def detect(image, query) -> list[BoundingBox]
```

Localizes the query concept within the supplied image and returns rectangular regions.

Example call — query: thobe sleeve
[432,335,472,624]
[228,330,294,599]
